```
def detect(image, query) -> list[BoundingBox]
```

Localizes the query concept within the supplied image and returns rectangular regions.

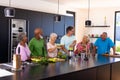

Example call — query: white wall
[82,7,120,42]
[75,9,87,42]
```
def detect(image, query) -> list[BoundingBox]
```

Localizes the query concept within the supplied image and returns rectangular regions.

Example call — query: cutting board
[102,54,120,58]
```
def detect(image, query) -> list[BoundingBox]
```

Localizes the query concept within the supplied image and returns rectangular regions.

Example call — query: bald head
[34,28,43,35]
[34,28,43,39]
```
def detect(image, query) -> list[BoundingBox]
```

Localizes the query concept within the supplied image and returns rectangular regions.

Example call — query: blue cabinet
[15,9,28,19]
[42,13,54,36]
[64,16,74,34]
[54,15,65,36]
[65,16,74,27]
[28,11,42,40]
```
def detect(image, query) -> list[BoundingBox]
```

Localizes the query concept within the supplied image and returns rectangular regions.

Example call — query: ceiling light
[85,0,92,26]
[4,0,15,17]
[54,0,61,22]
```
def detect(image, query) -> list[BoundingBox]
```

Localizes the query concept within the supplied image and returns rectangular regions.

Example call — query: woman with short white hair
[47,33,58,58]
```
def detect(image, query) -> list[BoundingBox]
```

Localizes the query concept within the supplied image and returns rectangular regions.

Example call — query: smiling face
[22,35,28,43]
[67,28,75,36]
[34,28,43,39]
[50,36,57,43]
[101,32,107,40]
[82,35,89,44]
[49,33,57,43]
[69,28,75,35]
[66,26,75,36]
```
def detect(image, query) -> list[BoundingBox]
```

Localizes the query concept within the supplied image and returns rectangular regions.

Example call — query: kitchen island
[0,55,120,80]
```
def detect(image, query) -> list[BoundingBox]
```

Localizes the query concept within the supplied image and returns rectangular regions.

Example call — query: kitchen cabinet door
[112,62,120,80]
[43,68,96,80]
[53,15,65,36]
[0,7,9,63]
[53,15,65,43]
[27,11,42,40]
[64,16,74,34]
[42,13,54,36]
[96,64,110,80]
[15,9,28,19]
[0,18,9,63]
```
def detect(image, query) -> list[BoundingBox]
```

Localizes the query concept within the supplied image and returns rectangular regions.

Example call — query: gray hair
[49,33,57,41]
[18,32,26,42]
[103,32,107,35]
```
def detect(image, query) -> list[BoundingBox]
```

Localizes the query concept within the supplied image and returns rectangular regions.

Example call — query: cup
[81,53,85,60]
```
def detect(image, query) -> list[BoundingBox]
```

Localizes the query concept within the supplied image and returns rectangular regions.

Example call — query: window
[115,11,120,54]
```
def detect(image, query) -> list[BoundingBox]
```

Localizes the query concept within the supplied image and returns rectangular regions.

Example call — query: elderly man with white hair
[47,33,58,58]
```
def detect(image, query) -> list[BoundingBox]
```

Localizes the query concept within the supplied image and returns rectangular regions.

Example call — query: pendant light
[85,0,92,26]
[4,0,15,17]
[54,0,61,22]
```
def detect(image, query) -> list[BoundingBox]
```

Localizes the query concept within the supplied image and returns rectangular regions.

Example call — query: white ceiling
[41,0,83,4]
[41,0,120,8]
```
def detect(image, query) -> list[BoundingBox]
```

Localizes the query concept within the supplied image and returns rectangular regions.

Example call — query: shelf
[85,25,110,27]
[90,37,99,38]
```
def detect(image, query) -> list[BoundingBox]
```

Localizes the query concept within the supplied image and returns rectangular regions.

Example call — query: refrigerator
[9,19,27,62]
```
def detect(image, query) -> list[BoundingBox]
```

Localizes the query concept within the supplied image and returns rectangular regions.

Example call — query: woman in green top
[29,28,47,57]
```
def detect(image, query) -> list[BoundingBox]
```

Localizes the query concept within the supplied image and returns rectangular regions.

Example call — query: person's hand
[73,40,76,44]
[69,45,73,48]
[28,57,31,60]
[78,49,81,54]
[113,53,119,55]
[83,48,86,51]
[69,40,76,47]
[72,40,76,46]
[75,49,80,54]
[92,53,96,56]
[56,44,63,49]
[54,46,57,50]
[60,45,65,50]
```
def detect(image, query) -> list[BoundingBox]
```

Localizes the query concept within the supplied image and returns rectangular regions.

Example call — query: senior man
[93,32,116,56]
[29,28,47,57]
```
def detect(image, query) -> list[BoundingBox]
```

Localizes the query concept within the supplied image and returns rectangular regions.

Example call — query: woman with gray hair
[16,32,31,61]
[47,33,58,58]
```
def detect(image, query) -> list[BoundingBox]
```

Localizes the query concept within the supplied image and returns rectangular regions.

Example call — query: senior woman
[47,33,58,58]
[75,35,90,54]
[16,32,31,61]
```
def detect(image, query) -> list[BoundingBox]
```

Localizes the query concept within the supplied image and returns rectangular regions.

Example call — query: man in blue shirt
[60,26,76,54]
[93,32,115,56]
